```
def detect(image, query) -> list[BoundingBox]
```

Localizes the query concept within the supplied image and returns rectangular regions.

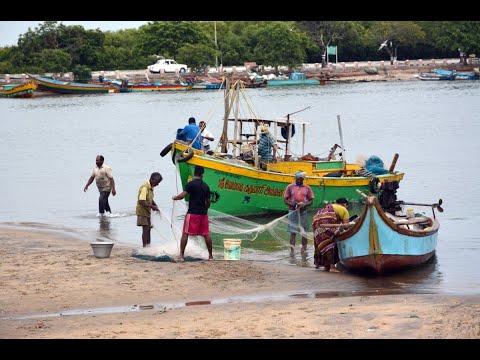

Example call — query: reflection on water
[347,254,443,294]
[97,216,112,241]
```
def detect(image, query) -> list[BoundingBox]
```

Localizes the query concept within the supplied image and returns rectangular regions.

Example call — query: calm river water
[1,79,479,295]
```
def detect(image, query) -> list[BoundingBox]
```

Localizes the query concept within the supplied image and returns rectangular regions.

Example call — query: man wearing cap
[283,170,314,255]
[312,197,351,271]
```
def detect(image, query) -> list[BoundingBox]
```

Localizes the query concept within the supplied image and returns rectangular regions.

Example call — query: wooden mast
[337,115,346,173]
[220,77,231,153]
[232,81,240,157]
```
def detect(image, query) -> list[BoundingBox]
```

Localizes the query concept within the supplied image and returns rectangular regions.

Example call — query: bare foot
[208,256,214,261]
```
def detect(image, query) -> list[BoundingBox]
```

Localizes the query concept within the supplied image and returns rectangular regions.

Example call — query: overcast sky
[0,21,149,47]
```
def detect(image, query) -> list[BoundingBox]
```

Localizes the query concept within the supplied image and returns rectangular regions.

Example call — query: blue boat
[454,72,480,80]
[267,72,320,86]
[433,68,479,80]
[335,189,440,274]
[417,72,455,81]
[191,81,224,90]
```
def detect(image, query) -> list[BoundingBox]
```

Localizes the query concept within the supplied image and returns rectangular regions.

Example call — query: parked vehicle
[148,58,188,74]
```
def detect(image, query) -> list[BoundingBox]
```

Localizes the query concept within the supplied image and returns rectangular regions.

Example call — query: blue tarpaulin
[365,156,388,175]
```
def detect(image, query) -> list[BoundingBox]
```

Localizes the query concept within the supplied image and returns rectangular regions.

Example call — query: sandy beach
[0,227,478,339]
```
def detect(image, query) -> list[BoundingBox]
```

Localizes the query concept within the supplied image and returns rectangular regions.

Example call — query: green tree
[253,22,308,70]
[296,21,353,67]
[367,21,425,64]
[72,64,92,82]
[177,44,217,72]
[138,21,208,60]
[16,21,61,68]
[38,49,71,72]
[0,47,15,73]
[428,21,480,64]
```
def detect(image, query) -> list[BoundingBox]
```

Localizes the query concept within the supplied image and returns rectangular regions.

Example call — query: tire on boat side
[160,143,173,157]
[175,147,194,163]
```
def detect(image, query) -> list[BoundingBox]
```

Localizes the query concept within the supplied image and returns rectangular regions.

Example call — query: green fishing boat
[162,79,404,216]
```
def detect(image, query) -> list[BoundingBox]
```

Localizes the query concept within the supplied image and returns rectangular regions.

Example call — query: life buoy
[160,143,173,157]
[369,177,380,194]
[176,148,194,163]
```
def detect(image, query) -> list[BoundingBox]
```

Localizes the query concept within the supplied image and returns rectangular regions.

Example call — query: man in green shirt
[136,172,163,247]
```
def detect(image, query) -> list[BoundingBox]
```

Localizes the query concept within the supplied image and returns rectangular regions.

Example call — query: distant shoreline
[2,59,477,85]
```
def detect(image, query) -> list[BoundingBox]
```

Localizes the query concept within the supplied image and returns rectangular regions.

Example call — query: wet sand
[0,227,478,339]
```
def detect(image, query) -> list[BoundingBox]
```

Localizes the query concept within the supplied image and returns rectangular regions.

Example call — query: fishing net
[132,199,316,262]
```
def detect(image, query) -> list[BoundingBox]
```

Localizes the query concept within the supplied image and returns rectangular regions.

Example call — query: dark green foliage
[73,65,92,82]
[177,44,217,72]
[38,49,71,72]
[0,21,479,74]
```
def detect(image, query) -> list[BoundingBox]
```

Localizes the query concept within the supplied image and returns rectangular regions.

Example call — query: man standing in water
[284,170,314,255]
[172,165,214,260]
[136,172,162,247]
[84,155,116,216]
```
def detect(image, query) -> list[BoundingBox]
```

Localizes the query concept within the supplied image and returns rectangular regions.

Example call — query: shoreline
[0,227,478,338]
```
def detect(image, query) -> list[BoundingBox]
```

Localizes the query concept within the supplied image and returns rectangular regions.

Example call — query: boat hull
[125,84,192,92]
[336,195,439,273]
[267,79,320,86]
[172,142,404,216]
[35,77,119,94]
[0,81,37,98]
[192,83,224,90]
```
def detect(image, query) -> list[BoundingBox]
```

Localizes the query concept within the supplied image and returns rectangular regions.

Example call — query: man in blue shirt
[178,117,202,150]
[258,123,275,163]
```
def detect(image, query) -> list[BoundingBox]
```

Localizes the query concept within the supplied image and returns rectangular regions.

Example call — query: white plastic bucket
[223,239,242,260]
[90,242,115,258]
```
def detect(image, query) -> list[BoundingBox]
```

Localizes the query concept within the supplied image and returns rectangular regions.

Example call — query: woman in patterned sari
[312,198,351,271]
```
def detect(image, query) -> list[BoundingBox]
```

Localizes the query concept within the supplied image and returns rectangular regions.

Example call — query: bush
[73,65,92,82]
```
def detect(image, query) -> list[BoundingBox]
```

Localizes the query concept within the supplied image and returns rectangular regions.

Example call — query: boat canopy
[227,117,309,126]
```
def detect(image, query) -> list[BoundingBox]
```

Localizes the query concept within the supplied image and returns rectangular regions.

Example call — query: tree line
[0,21,478,77]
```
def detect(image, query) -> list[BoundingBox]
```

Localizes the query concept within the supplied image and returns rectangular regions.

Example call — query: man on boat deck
[284,170,314,255]
[178,117,202,150]
[257,123,275,164]
[199,121,214,151]
[312,197,351,272]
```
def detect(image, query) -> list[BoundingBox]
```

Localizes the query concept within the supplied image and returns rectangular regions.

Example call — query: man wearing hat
[283,170,314,254]
[257,123,275,165]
